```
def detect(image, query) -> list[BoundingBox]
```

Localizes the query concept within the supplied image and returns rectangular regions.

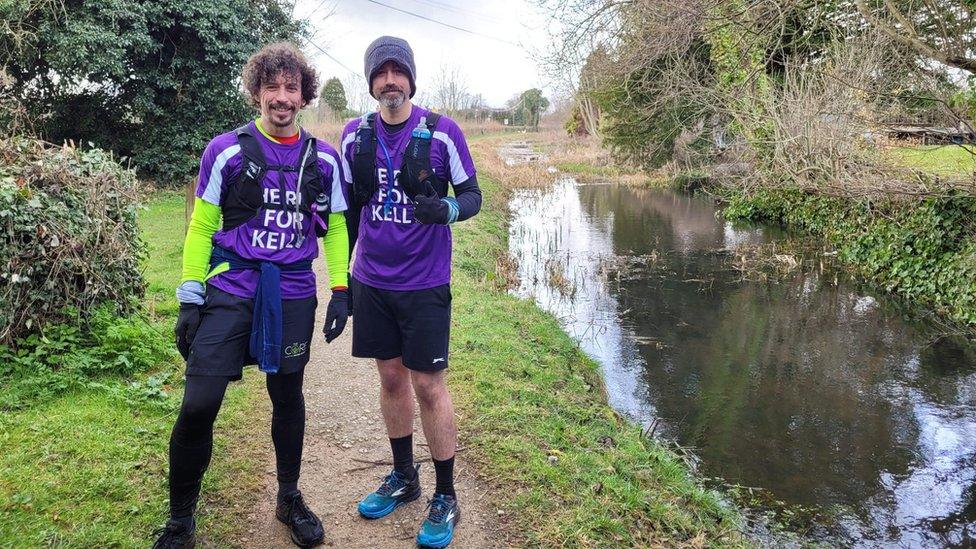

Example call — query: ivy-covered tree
[0,0,306,183]
[320,77,348,119]
[510,88,549,129]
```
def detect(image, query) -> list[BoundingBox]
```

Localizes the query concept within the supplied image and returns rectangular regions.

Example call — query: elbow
[463,192,482,220]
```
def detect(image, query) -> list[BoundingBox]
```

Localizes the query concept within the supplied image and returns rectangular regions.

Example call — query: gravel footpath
[241,260,502,548]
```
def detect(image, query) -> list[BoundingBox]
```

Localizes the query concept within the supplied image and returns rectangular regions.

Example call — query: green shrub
[0,137,144,344]
[0,305,176,410]
[721,186,976,324]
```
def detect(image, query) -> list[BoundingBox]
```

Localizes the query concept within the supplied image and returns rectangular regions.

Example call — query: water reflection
[509,179,976,546]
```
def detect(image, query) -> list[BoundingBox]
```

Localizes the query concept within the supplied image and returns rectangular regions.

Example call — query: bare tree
[539,0,972,193]
[430,62,471,115]
[855,0,976,74]
[341,73,373,117]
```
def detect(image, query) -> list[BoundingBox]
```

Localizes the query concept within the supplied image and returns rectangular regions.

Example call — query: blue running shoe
[416,493,461,548]
[357,465,421,519]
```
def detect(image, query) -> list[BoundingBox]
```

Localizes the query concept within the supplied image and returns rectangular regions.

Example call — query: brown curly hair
[242,42,318,108]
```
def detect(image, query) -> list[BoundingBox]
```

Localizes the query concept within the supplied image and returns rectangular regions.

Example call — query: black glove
[413,194,450,224]
[396,166,438,201]
[323,289,349,343]
[175,303,202,360]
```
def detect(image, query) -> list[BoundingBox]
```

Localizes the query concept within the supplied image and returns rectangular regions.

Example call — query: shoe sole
[275,512,324,548]
[416,506,461,549]
[358,486,422,519]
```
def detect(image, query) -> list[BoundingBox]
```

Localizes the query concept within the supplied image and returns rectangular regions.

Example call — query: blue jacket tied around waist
[210,247,313,374]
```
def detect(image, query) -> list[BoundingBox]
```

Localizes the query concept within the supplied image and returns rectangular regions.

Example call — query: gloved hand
[175,303,202,360]
[174,280,205,360]
[396,166,438,202]
[323,289,349,343]
[413,194,450,224]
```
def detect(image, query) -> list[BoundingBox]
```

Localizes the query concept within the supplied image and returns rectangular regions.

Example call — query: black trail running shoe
[275,491,325,547]
[151,519,196,549]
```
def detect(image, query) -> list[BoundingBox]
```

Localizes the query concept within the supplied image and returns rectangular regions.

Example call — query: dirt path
[240,260,503,548]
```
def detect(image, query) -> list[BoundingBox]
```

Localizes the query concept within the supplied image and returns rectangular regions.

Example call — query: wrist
[441,197,459,224]
[176,280,205,305]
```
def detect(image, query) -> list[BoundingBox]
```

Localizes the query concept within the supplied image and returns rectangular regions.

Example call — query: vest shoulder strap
[350,113,379,208]
[298,131,319,173]
[234,125,267,185]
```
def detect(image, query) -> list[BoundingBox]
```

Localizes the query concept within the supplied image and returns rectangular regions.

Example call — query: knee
[377,359,411,394]
[267,373,305,415]
[178,394,221,424]
[410,372,446,407]
[173,396,221,442]
[270,392,305,417]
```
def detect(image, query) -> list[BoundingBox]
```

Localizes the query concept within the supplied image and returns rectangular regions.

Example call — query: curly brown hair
[242,42,318,108]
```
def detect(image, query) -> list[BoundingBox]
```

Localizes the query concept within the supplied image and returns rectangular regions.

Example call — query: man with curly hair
[341,36,481,549]
[153,42,349,548]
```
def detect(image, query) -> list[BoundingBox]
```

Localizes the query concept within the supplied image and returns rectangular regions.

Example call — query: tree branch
[856,0,976,73]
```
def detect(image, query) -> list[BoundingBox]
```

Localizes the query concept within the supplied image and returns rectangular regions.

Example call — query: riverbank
[0,193,269,546]
[713,149,976,326]
[459,137,745,546]
[526,131,976,327]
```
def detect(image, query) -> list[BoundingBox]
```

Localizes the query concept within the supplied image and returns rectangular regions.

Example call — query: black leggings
[168,370,306,518]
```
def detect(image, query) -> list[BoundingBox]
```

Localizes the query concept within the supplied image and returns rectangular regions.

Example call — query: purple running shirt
[195,121,348,299]
[340,106,476,291]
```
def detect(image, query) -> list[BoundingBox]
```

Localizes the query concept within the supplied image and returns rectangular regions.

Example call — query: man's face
[258,71,303,129]
[370,61,410,109]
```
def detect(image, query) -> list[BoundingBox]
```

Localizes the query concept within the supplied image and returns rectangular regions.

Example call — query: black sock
[433,456,455,498]
[390,434,415,478]
[277,480,299,502]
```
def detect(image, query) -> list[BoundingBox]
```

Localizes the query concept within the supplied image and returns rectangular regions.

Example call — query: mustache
[269,102,294,110]
[381,85,404,94]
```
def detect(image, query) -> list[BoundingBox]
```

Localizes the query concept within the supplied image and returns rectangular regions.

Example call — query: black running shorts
[351,278,451,372]
[187,285,317,379]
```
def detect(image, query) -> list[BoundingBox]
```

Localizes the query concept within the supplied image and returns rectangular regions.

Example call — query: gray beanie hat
[364,36,416,98]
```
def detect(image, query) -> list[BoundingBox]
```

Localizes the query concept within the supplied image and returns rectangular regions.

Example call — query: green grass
[448,149,746,546]
[888,145,976,177]
[556,161,629,177]
[140,191,187,317]
[0,191,269,547]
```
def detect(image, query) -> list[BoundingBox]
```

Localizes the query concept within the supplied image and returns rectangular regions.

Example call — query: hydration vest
[350,112,444,208]
[221,124,331,238]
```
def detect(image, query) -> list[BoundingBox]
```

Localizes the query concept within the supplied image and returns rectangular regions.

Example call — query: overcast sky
[295,0,554,108]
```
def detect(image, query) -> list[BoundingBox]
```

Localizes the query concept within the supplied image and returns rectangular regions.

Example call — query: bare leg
[377,357,414,438]
[410,370,457,461]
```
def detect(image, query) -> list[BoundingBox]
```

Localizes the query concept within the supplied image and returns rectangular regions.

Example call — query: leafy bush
[0,305,176,410]
[0,137,144,344]
[722,187,976,324]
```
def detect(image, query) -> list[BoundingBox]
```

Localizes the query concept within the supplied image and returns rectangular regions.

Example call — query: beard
[267,102,297,127]
[378,88,407,110]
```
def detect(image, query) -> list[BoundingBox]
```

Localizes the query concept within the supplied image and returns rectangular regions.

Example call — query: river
[508,178,976,547]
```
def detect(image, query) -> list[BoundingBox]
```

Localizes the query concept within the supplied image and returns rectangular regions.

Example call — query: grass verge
[886,144,976,178]
[448,138,745,546]
[0,191,269,547]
